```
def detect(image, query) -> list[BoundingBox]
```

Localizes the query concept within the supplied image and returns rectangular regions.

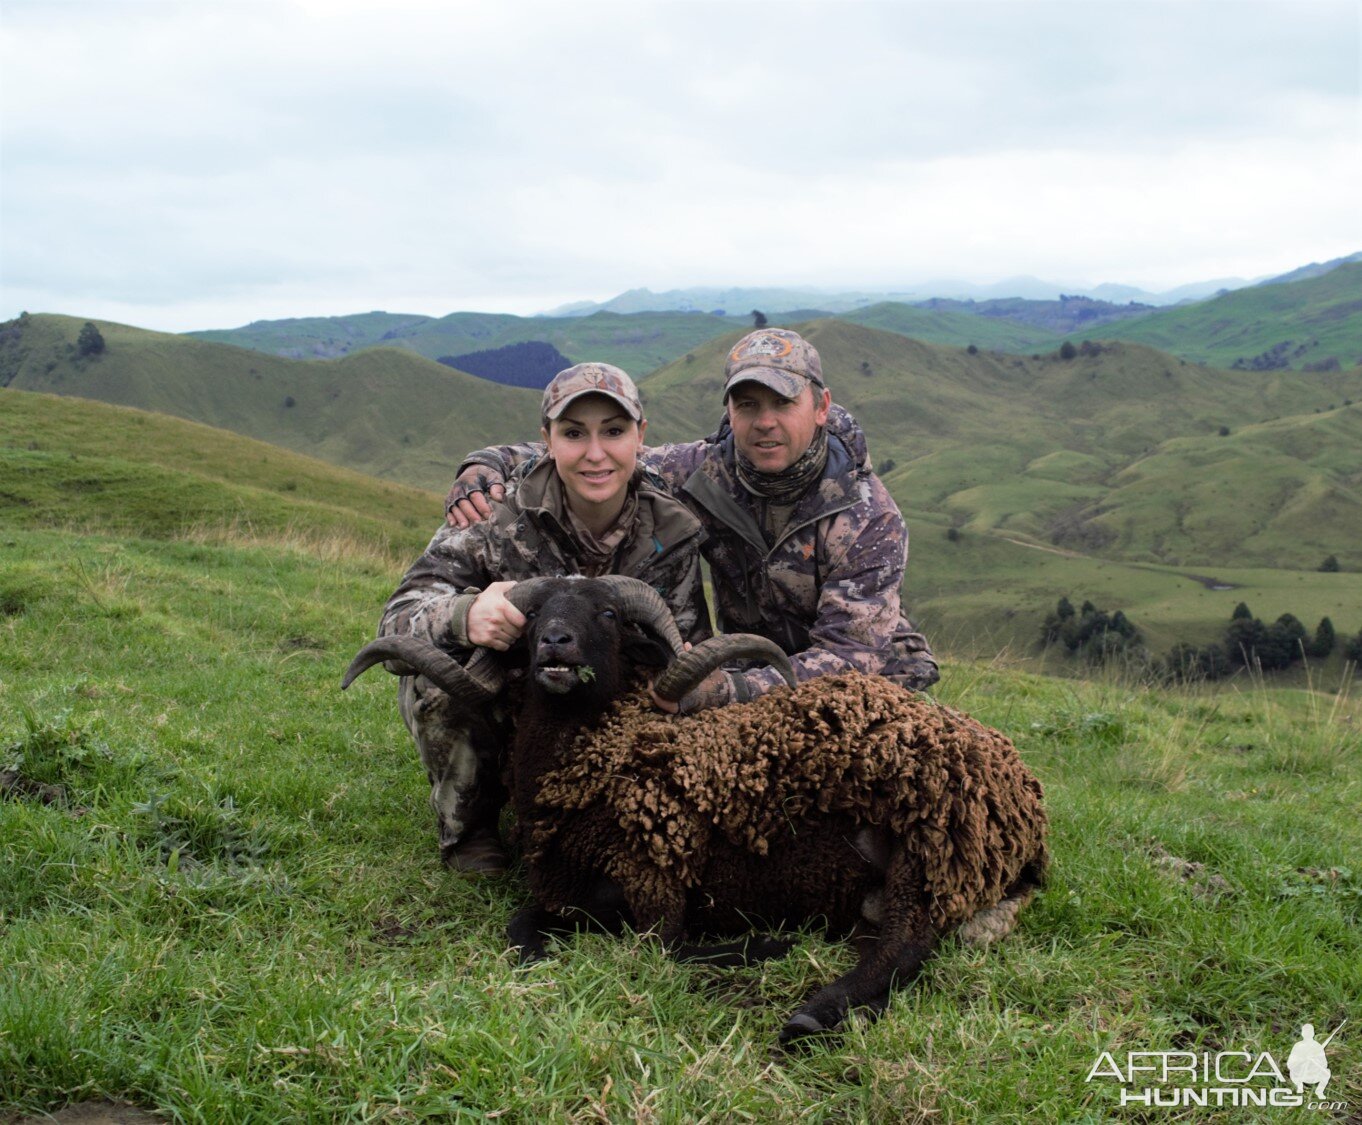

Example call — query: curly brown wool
[525,672,1046,934]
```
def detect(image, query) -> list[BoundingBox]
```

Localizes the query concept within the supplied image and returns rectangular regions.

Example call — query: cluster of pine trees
[1039,597,1142,665]
[1040,597,1362,682]
[1161,603,1357,683]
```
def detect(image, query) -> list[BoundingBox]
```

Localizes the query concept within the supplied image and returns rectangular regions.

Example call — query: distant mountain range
[179,256,1362,381]
[539,253,1362,317]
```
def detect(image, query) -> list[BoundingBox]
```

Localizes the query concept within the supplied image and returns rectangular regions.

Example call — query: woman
[376,362,709,874]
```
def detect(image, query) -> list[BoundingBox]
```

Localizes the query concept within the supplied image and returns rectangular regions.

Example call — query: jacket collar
[504,455,704,567]
[682,430,864,555]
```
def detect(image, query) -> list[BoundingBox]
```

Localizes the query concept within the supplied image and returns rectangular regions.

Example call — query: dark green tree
[1059,341,1078,360]
[751,310,768,328]
[1307,617,1336,658]
[1231,601,1253,621]
[1224,614,1268,668]
[77,321,105,357]
[1259,613,1307,670]
[1320,554,1340,572]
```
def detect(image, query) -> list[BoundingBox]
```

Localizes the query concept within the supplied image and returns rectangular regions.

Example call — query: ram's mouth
[535,663,582,694]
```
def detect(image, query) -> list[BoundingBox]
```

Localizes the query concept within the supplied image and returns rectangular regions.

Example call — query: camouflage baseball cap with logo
[541,362,644,423]
[723,328,826,401]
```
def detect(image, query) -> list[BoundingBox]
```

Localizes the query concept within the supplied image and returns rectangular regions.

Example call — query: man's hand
[467,581,526,651]
[446,467,507,528]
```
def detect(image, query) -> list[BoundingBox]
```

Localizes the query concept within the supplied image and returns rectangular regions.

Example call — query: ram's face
[521,583,627,698]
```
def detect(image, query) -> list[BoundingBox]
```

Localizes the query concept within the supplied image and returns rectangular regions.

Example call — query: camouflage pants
[397,676,510,864]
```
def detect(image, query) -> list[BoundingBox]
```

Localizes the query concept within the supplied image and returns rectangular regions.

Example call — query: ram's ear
[620,624,673,670]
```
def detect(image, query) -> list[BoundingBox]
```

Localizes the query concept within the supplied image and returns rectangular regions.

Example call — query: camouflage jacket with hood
[382,456,711,655]
[458,408,938,701]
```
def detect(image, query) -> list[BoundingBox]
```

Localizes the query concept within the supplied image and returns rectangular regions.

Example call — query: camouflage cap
[723,328,826,401]
[542,362,644,422]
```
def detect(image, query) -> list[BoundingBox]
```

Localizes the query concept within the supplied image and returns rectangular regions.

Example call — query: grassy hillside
[838,302,1058,352]
[189,309,739,377]
[0,388,439,555]
[7,312,1361,660]
[2,481,1358,1119]
[184,311,437,357]
[1,313,540,492]
[634,320,1362,660]
[640,320,1362,575]
[1070,262,1362,370]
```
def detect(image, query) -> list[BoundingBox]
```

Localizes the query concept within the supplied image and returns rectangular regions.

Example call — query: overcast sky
[1,0,1358,332]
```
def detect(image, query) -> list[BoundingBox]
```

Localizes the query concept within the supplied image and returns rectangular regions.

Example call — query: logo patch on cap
[730,334,794,365]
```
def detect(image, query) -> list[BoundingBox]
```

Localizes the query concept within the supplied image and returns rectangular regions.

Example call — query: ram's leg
[507,901,627,964]
[508,875,633,964]
[779,852,936,1047]
[507,903,558,964]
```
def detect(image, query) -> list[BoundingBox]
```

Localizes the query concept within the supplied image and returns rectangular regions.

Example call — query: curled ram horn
[582,576,796,703]
[340,636,503,700]
[652,634,796,703]
[343,578,562,699]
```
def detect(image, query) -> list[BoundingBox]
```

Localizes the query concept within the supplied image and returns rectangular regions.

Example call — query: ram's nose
[538,627,573,651]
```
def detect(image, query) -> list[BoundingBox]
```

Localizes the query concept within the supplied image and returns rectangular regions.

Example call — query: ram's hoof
[778,1013,826,1048]
[514,944,548,966]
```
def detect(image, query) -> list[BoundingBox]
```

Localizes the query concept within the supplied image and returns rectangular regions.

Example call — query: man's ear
[813,387,832,426]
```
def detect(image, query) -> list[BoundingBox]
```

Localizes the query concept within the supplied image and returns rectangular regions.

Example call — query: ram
[345,576,1047,1045]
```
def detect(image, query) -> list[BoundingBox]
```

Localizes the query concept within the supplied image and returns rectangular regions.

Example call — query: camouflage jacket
[381,456,711,654]
[460,409,938,700]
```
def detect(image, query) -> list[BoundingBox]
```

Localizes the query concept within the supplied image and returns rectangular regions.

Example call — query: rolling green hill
[639,319,1362,575]
[0,387,437,555]
[188,309,739,377]
[1,313,540,492]
[7,311,1361,660]
[1065,262,1362,370]
[836,302,1058,352]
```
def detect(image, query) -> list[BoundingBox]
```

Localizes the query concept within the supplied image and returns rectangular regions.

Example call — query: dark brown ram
[344,575,1047,1046]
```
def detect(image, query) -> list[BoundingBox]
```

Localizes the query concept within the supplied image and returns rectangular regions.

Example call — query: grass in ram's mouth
[1,527,1358,1122]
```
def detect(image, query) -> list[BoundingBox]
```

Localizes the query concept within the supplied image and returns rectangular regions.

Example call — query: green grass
[839,302,1059,353]
[1,518,1358,1121]
[903,516,1362,667]
[0,388,438,555]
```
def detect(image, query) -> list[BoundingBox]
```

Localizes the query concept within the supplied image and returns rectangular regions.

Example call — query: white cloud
[2,0,1358,330]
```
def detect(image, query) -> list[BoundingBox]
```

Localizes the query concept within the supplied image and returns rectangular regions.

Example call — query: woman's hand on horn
[467,581,526,651]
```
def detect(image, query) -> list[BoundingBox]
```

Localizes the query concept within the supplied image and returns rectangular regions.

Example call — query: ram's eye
[524,609,538,621]
[601,608,617,621]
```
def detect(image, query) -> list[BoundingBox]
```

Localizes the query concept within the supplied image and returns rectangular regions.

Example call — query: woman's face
[543,394,646,512]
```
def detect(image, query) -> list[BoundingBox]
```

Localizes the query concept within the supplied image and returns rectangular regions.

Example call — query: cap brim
[544,389,643,422]
[723,367,808,401]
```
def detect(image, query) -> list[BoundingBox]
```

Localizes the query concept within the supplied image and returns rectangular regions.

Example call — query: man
[448,327,938,713]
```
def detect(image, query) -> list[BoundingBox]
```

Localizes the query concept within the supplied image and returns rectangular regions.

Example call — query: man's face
[726,380,832,473]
